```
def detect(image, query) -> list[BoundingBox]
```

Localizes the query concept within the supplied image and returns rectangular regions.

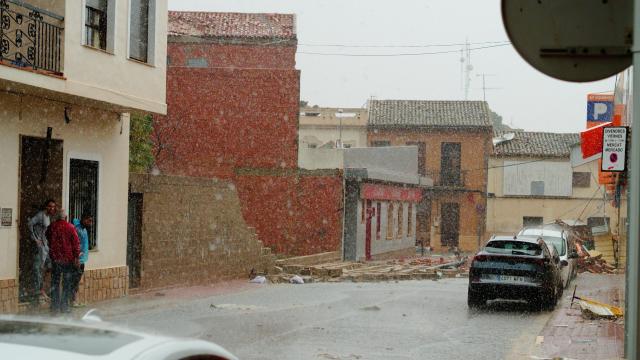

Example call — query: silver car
[518,224,579,288]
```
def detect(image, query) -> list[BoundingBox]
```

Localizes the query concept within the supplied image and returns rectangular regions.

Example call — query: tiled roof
[168,11,296,39]
[493,131,580,157]
[368,100,492,128]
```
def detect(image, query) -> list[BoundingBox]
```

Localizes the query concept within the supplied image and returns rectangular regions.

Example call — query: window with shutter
[130,0,150,62]
[85,0,108,50]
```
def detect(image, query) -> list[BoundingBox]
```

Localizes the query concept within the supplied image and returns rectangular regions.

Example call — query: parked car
[518,224,580,288]
[468,235,565,309]
[0,312,238,360]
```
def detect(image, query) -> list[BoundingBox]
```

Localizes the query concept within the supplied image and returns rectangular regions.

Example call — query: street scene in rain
[0,0,635,359]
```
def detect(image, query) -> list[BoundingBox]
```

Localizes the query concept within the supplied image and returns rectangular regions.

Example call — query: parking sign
[587,94,614,123]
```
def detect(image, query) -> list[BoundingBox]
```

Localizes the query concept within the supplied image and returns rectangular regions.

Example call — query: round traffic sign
[502,0,632,82]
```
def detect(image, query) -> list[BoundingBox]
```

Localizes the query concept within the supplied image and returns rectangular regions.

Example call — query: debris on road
[570,285,624,319]
[577,252,617,274]
[266,255,469,284]
[249,276,266,284]
[289,275,305,284]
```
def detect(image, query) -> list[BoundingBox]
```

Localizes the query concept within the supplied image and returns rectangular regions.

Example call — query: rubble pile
[264,255,469,284]
[577,251,617,274]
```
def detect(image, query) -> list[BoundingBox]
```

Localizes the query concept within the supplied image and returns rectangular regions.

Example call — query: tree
[490,110,503,128]
[299,100,309,107]
[129,114,155,173]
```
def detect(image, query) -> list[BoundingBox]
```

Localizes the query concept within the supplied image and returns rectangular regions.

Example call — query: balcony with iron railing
[426,170,468,189]
[0,0,64,75]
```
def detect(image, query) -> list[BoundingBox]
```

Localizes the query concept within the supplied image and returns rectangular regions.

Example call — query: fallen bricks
[577,253,618,274]
[265,255,469,284]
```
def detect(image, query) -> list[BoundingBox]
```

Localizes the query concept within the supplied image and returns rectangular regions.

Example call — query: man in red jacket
[45,209,80,314]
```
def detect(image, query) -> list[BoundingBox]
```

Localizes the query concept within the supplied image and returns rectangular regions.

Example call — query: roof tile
[368,100,492,128]
[168,11,297,39]
[493,131,580,157]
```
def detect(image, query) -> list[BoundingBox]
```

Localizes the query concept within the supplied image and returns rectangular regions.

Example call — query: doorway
[19,135,63,301]
[416,198,431,247]
[364,200,373,261]
[126,192,143,289]
[441,202,460,248]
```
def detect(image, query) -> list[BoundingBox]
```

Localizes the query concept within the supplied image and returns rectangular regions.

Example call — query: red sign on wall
[360,184,422,202]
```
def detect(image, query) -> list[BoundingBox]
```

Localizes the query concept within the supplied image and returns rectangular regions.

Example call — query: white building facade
[0,0,167,312]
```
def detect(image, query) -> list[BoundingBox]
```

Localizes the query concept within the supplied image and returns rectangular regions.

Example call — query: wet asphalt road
[96,278,552,360]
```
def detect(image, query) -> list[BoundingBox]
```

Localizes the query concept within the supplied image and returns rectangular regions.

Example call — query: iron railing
[426,170,468,188]
[0,0,63,74]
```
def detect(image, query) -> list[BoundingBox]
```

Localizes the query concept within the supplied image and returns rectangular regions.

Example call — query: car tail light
[472,255,487,264]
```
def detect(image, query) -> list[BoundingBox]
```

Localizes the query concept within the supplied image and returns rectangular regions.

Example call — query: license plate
[482,274,529,283]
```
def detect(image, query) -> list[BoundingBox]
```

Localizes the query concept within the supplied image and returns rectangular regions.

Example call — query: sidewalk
[90,279,256,318]
[533,273,625,360]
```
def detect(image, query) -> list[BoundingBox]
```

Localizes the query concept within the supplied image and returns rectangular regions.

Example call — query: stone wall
[75,266,128,304]
[0,279,18,313]
[129,174,276,290]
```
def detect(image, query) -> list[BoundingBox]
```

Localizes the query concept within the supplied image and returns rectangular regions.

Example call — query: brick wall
[0,279,18,313]
[155,66,300,179]
[234,170,343,256]
[75,266,128,304]
[129,174,276,290]
[168,42,296,69]
[155,39,341,257]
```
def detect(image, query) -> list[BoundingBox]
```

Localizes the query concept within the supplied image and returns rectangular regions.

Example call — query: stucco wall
[0,0,167,114]
[299,126,367,149]
[0,92,129,280]
[487,157,627,236]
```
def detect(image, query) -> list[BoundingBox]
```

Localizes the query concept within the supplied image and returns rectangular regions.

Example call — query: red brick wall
[168,42,296,69]
[235,172,343,255]
[155,66,300,179]
[155,40,341,256]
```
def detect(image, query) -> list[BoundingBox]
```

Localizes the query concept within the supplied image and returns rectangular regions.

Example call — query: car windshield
[541,236,566,256]
[0,321,140,355]
[485,241,542,256]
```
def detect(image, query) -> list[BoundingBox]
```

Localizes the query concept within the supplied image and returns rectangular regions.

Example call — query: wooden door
[441,203,460,248]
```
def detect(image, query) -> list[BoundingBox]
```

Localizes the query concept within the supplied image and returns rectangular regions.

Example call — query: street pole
[338,108,343,148]
[626,1,640,357]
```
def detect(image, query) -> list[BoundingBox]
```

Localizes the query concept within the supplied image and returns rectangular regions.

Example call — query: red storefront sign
[360,184,422,202]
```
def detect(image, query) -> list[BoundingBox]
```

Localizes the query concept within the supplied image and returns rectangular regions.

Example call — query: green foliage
[129,114,155,173]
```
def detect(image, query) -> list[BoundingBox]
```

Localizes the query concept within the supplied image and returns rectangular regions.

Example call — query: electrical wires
[297,43,511,57]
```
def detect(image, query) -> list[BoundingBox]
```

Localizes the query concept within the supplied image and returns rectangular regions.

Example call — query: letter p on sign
[594,103,608,120]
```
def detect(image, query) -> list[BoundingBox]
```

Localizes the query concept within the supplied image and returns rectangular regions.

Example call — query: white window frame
[64,152,103,251]
[127,0,156,65]
[81,0,117,53]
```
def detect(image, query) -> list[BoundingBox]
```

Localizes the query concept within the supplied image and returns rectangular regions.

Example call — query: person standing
[27,199,57,302]
[46,209,80,314]
[71,213,92,307]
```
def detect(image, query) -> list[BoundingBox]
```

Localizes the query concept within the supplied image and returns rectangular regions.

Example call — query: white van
[517,224,579,288]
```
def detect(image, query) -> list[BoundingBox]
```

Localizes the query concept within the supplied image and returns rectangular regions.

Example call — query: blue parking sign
[587,95,614,122]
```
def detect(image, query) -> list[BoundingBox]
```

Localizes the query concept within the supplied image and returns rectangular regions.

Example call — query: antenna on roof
[461,38,473,100]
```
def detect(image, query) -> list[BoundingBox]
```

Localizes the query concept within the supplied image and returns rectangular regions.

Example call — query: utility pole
[460,39,473,100]
[627,1,640,356]
[337,108,343,148]
[475,73,500,102]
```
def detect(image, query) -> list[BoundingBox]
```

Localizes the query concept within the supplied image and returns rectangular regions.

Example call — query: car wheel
[537,287,557,311]
[557,282,564,300]
[467,288,484,308]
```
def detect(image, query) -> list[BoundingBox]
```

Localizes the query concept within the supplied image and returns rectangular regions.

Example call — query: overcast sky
[168,0,618,133]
